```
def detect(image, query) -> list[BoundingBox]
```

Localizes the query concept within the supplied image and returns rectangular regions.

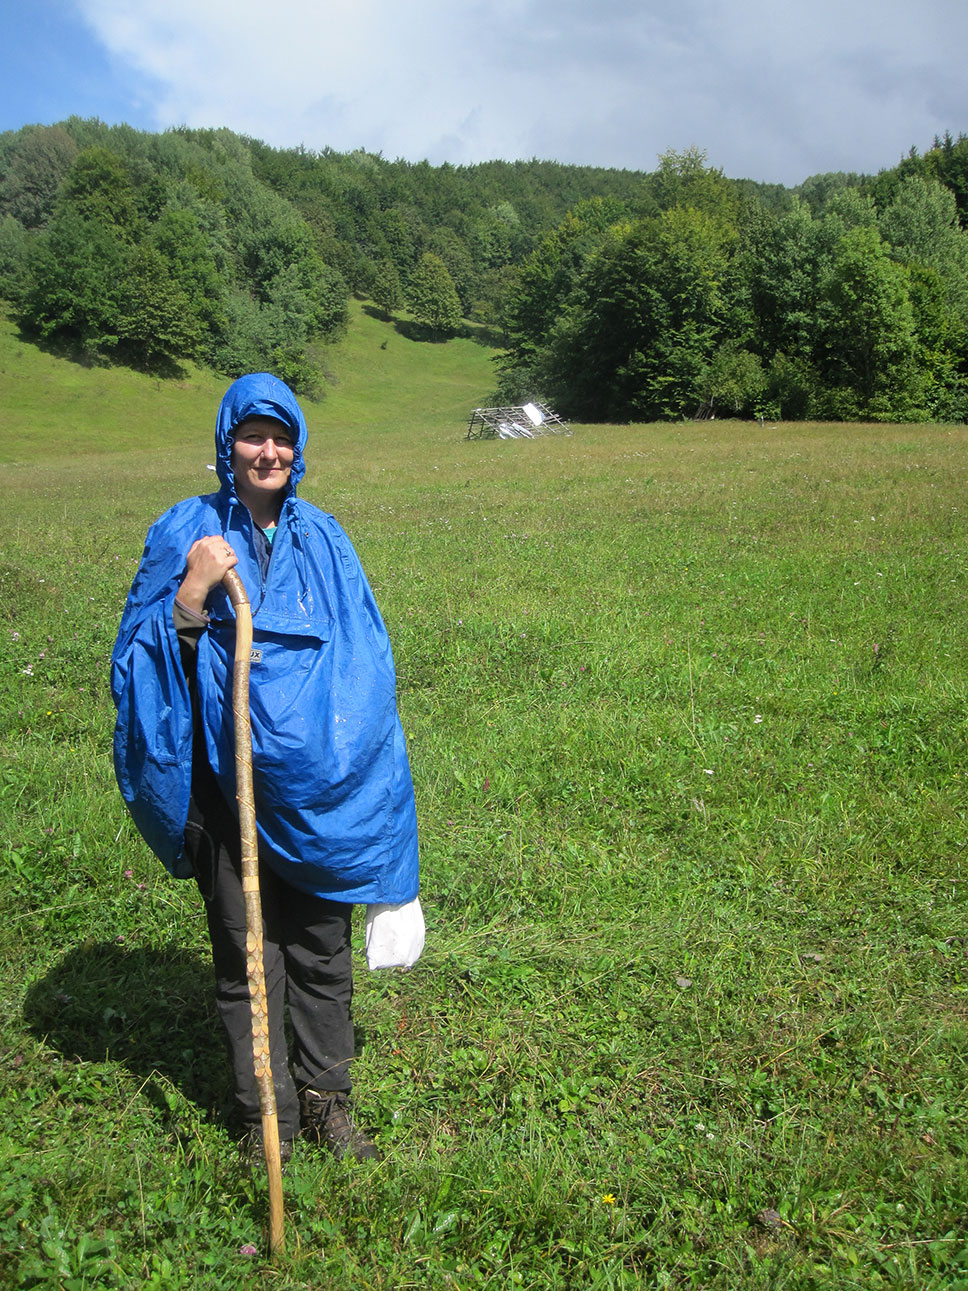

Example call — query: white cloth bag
[364,896,425,970]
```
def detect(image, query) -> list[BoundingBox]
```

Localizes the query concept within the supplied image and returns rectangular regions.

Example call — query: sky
[2,0,966,187]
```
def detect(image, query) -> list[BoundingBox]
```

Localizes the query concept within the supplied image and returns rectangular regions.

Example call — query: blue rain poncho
[110,373,419,904]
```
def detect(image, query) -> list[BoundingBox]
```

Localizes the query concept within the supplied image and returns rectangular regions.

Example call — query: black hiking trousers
[185,788,355,1142]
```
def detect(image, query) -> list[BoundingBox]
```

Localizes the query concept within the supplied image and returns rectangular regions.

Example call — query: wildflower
[239,1243,259,1256]
[21,664,33,676]
[703,768,714,775]
[601,1194,616,1205]
[10,631,19,641]
[124,869,134,878]
[754,714,763,724]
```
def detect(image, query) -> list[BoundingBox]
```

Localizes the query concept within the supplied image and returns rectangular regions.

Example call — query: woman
[111,372,419,1161]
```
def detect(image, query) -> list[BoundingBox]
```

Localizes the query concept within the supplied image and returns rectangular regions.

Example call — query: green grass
[1,307,967,1288]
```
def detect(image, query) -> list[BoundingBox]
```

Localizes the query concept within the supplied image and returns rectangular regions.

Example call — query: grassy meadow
[1,302,967,1289]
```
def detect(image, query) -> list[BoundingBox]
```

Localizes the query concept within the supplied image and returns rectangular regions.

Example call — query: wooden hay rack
[466,402,571,440]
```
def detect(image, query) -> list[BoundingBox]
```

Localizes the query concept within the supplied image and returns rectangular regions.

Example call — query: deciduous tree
[407,252,461,337]
[372,259,402,317]
[818,224,923,418]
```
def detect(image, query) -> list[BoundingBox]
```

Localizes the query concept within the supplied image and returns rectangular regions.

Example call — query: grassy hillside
[312,306,500,442]
[0,300,498,462]
[0,298,501,548]
[1,321,227,463]
[1,325,967,1289]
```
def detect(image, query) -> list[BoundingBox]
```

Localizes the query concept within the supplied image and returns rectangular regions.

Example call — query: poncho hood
[215,372,308,495]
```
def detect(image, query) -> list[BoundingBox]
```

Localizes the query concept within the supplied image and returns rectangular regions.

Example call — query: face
[230,417,295,513]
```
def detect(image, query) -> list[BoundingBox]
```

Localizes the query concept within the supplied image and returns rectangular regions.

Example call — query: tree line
[498,139,968,422]
[0,118,641,392]
[2,118,968,420]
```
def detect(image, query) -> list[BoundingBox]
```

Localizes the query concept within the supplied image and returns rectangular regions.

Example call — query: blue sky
[4,3,155,133]
[3,0,966,186]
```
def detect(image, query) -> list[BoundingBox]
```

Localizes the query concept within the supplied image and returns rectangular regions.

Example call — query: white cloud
[72,0,968,183]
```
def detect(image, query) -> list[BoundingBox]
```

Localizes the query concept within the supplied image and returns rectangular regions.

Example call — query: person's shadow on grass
[23,941,236,1136]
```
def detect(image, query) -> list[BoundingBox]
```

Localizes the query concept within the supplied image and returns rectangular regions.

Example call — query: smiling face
[230,416,295,523]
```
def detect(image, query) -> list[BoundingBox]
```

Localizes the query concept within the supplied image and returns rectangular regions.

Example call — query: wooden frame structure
[466,402,570,440]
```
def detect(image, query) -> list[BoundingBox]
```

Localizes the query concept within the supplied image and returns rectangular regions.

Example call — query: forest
[2,117,968,421]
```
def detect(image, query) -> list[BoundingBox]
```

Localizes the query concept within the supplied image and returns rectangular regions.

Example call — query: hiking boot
[240,1125,295,1167]
[299,1089,382,1161]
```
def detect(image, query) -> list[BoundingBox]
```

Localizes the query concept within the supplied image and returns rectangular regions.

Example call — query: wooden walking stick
[222,567,285,1257]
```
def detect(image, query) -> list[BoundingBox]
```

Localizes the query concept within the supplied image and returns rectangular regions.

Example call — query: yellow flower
[601,1194,616,1205]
